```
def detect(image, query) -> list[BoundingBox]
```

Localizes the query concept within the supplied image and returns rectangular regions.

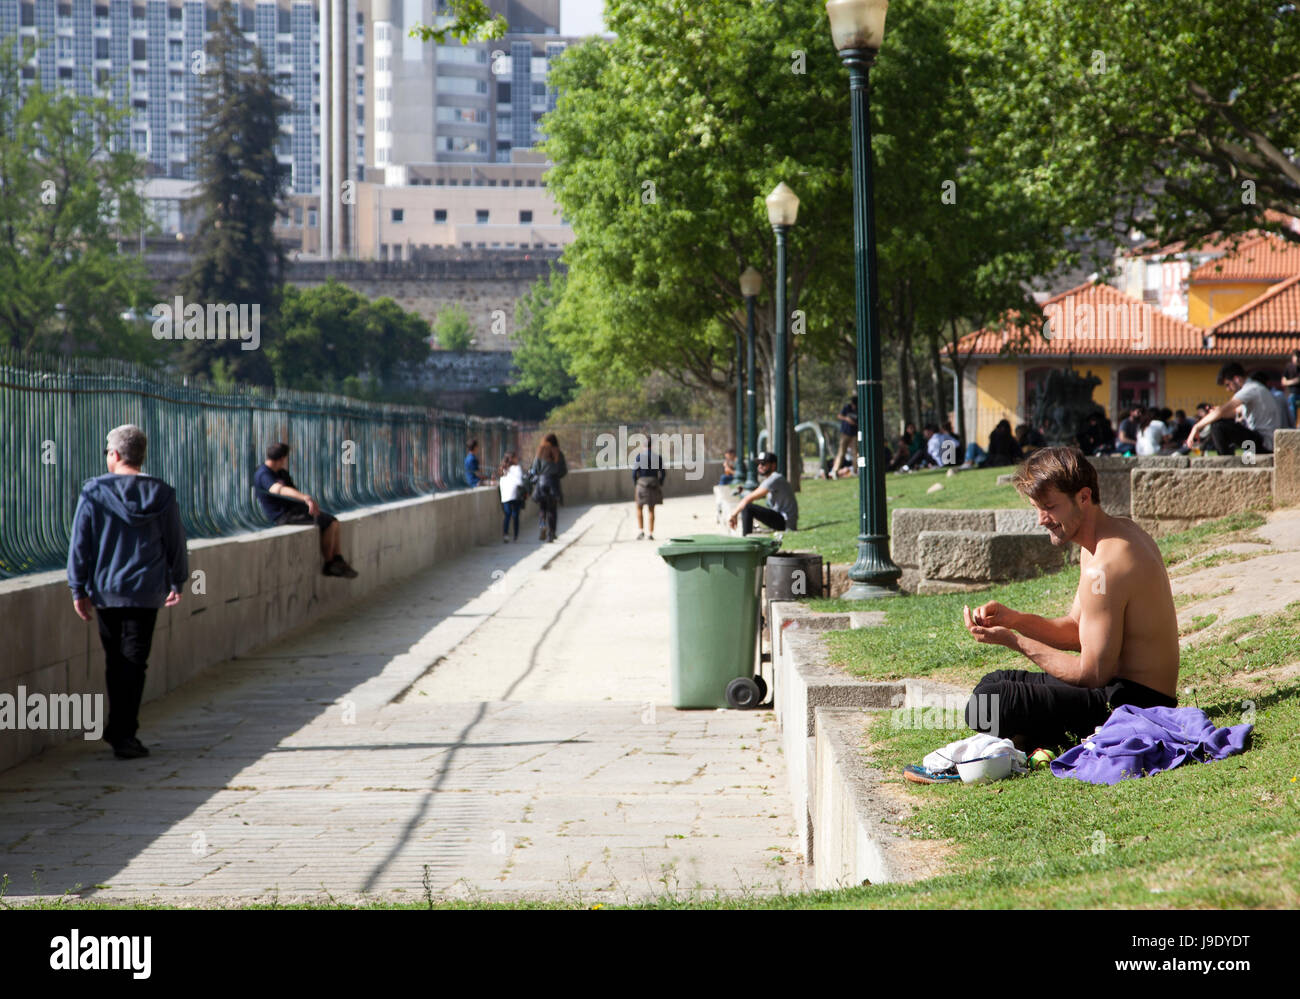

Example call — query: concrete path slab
[0,491,807,905]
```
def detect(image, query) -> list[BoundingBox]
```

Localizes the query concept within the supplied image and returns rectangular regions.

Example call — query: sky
[561,0,608,37]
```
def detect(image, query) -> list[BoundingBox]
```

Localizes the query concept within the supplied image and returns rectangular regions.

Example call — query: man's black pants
[96,607,159,745]
[741,504,786,535]
[965,669,1176,749]
[1208,419,1266,456]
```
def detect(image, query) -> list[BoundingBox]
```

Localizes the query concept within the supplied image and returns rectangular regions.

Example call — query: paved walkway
[0,491,807,905]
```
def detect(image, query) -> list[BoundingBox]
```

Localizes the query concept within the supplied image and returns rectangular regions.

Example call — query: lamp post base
[842,581,901,601]
[842,536,903,601]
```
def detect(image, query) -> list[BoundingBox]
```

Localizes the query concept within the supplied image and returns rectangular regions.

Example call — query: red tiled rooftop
[959,281,1289,358]
[1188,233,1300,283]
[1210,273,1300,342]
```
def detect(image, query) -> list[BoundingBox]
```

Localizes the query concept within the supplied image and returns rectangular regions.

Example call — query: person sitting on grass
[254,442,358,578]
[961,446,1179,752]
[729,451,798,536]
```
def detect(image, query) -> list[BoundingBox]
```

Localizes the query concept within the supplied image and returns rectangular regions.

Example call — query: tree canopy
[0,40,156,358]
[954,0,1300,255]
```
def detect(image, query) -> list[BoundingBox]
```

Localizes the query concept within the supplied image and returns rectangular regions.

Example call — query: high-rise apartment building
[2,0,596,257]
[0,0,366,195]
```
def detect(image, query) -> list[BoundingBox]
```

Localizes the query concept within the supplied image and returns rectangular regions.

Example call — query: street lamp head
[765,182,800,228]
[826,0,888,53]
[739,266,762,298]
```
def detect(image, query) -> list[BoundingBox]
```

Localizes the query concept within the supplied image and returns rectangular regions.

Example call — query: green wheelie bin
[657,534,781,709]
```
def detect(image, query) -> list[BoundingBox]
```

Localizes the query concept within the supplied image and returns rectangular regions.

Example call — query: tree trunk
[929,335,947,434]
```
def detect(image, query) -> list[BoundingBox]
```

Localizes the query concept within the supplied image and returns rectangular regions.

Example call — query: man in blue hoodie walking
[68,425,187,759]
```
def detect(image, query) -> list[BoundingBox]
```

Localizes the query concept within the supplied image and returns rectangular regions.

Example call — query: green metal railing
[0,349,519,578]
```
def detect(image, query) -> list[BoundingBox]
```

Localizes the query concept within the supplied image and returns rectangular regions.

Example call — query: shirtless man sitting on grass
[962,446,1180,751]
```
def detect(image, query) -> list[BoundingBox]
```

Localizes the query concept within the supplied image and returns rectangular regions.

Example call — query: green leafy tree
[954,0,1300,256]
[540,0,1062,445]
[409,0,507,45]
[434,302,474,350]
[541,0,858,443]
[271,280,430,392]
[180,6,289,385]
[511,267,578,403]
[0,40,156,357]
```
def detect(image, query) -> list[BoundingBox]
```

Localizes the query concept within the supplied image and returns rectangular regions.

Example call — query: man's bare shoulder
[1093,517,1164,574]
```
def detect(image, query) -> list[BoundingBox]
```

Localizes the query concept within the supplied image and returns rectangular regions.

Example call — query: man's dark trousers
[96,607,160,745]
[965,669,1176,749]
[741,504,785,535]
[1209,419,1266,455]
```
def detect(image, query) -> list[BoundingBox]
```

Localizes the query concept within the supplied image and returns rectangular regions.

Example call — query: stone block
[919,530,1064,583]
[1191,454,1272,468]
[891,508,996,568]
[1130,468,1274,520]
[1274,429,1300,509]
[993,508,1043,534]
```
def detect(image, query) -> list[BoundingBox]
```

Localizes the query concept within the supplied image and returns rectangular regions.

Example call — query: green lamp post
[827,0,901,598]
[740,265,762,489]
[765,182,799,478]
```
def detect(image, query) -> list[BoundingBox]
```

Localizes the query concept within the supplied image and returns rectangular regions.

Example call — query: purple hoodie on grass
[1050,705,1253,785]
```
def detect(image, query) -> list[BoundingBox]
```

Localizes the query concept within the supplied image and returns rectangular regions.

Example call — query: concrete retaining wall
[0,464,718,772]
[770,600,965,872]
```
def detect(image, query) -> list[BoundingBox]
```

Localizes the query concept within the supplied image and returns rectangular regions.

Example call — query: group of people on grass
[883,357,1296,474]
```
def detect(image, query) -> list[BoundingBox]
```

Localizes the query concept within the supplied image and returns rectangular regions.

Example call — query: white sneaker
[636,531,645,540]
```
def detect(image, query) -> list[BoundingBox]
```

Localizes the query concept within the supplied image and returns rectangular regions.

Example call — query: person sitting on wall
[253,442,358,578]
[1115,405,1142,456]
[962,447,1179,751]
[719,448,740,486]
[1076,411,1115,456]
[1184,362,1286,455]
[729,451,798,535]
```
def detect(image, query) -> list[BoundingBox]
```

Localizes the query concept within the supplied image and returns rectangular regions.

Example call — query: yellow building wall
[1085,365,1111,415]
[975,363,1020,445]
[1188,282,1273,326]
[1164,363,1223,414]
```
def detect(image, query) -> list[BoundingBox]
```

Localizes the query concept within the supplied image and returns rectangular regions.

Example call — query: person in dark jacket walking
[67,425,187,760]
[529,433,567,542]
[631,436,666,540]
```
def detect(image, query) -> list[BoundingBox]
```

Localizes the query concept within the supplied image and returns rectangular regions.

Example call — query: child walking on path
[499,452,525,542]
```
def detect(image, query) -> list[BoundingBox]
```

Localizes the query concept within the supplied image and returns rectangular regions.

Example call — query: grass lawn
[787,466,1028,564]
[780,510,1300,909]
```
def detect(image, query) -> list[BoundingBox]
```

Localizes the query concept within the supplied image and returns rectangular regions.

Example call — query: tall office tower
[1,1,365,230]
[367,0,565,174]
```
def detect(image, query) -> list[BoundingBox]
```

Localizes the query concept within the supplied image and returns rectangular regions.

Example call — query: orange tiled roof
[1210,273,1300,343]
[1188,233,1300,282]
[959,281,1287,359]
[1127,212,1300,259]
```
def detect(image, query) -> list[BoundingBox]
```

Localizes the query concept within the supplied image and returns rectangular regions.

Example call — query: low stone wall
[917,530,1065,593]
[1274,429,1300,509]
[1130,467,1275,533]
[891,507,1068,594]
[0,464,719,773]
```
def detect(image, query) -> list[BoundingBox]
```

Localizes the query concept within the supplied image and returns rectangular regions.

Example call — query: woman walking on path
[498,452,525,542]
[529,433,568,542]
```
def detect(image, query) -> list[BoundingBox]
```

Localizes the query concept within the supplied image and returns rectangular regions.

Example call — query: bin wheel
[726,677,762,710]
[754,676,768,702]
